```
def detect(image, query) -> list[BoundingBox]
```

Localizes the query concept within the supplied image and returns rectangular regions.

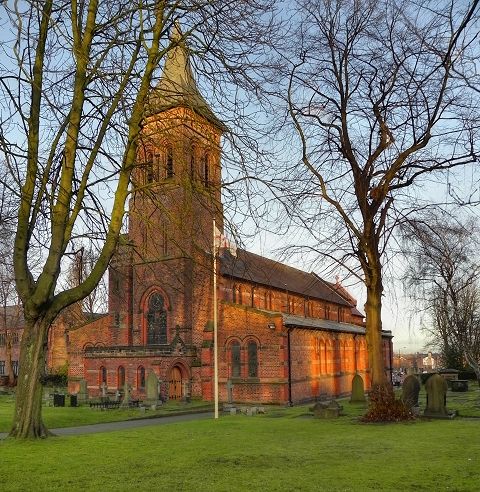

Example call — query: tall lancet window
[202,152,210,187]
[145,150,154,184]
[146,293,167,344]
[166,144,174,178]
[190,144,196,178]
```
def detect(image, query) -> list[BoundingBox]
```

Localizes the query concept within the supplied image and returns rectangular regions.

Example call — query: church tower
[107,25,226,397]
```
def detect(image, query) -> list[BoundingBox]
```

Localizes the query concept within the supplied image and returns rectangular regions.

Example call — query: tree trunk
[6,338,15,386]
[362,268,404,421]
[9,318,51,438]
[364,272,389,391]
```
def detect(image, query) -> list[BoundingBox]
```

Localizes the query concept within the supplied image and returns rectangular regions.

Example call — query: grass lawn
[0,393,213,433]
[0,386,479,491]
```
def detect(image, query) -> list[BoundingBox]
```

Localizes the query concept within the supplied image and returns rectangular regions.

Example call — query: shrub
[42,364,69,387]
[362,385,415,423]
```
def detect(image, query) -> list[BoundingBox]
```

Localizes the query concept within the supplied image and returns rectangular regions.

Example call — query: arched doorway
[168,366,183,400]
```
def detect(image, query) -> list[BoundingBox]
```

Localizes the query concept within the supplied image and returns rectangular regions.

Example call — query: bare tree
[403,214,480,383]
[0,0,273,438]
[66,247,108,316]
[0,164,20,386]
[261,0,480,412]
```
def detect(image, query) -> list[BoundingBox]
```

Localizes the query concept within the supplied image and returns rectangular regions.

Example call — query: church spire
[148,23,226,131]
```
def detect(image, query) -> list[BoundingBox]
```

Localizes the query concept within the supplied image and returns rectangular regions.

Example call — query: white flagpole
[213,218,219,419]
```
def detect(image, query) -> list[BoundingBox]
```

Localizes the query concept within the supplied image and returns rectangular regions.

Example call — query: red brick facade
[1,32,394,403]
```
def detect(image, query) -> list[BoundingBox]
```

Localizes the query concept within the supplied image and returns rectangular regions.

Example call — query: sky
[2,1,479,357]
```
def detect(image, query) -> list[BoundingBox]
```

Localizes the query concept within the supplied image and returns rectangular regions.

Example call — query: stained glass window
[118,366,125,388]
[231,341,241,378]
[147,293,167,344]
[248,341,258,378]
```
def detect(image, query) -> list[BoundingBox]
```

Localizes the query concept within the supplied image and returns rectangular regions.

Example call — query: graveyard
[1,382,480,490]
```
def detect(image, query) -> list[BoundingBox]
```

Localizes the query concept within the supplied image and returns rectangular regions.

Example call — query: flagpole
[213,217,219,419]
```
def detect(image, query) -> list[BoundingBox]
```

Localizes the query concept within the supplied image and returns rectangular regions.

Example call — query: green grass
[0,387,479,491]
[1,409,480,491]
[0,393,212,433]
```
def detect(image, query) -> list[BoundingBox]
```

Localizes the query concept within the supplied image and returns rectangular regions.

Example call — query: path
[0,411,213,439]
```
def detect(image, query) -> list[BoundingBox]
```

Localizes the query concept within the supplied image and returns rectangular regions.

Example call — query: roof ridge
[220,248,353,307]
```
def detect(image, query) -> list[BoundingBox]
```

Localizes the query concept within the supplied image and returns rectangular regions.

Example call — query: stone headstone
[78,379,88,402]
[312,400,342,419]
[451,380,469,392]
[181,381,191,403]
[100,383,108,402]
[226,379,234,404]
[230,407,237,415]
[401,375,420,407]
[350,374,366,402]
[424,373,448,417]
[146,371,159,402]
[121,382,131,407]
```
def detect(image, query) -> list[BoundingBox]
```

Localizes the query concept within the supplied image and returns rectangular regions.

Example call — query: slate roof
[220,248,353,307]
[282,313,392,337]
[282,314,366,334]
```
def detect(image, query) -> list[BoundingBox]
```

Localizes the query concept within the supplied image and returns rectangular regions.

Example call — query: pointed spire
[148,23,226,131]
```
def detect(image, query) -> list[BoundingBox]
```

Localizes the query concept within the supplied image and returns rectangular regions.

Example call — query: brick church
[37,28,393,404]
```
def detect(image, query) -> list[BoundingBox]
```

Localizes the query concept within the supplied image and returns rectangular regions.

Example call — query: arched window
[166,145,174,178]
[202,152,210,186]
[146,292,167,345]
[190,144,196,178]
[232,285,242,304]
[99,366,107,386]
[137,366,146,389]
[145,150,154,183]
[117,366,125,389]
[162,222,168,256]
[231,341,241,378]
[247,341,258,378]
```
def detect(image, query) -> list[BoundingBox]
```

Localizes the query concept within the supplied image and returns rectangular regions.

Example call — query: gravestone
[181,381,191,403]
[401,375,420,407]
[121,382,131,408]
[146,371,159,403]
[312,400,342,419]
[100,383,108,402]
[350,374,366,402]
[77,379,88,402]
[226,379,234,404]
[424,373,448,417]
